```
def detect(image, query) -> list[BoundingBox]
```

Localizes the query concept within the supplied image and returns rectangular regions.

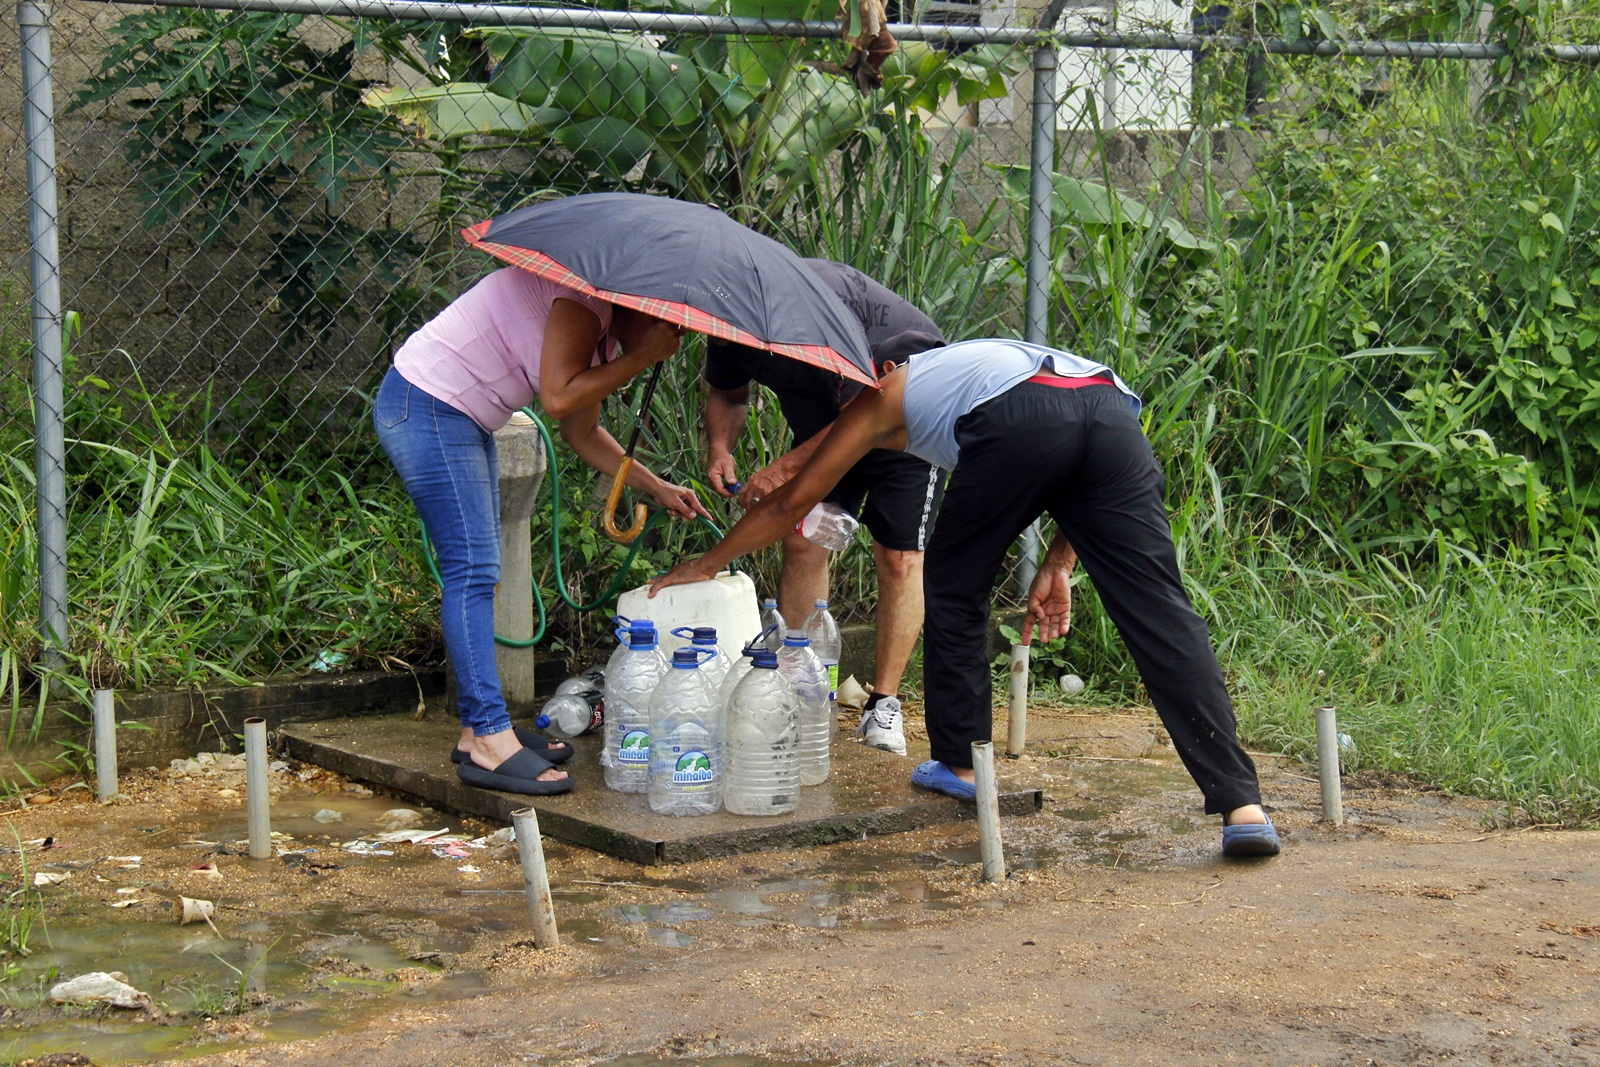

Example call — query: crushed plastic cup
[174,896,215,925]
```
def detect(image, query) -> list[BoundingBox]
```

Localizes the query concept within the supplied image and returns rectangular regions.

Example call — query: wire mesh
[3,0,1597,699]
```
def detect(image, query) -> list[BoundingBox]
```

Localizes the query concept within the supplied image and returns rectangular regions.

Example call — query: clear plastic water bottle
[777,631,831,785]
[536,689,602,738]
[647,648,721,816]
[605,617,661,677]
[803,600,841,733]
[602,623,668,794]
[717,640,762,731]
[759,599,786,652]
[793,502,859,551]
[723,649,800,816]
[554,675,592,698]
[673,626,728,691]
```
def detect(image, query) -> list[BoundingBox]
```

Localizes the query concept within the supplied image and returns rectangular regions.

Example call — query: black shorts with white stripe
[823,447,947,553]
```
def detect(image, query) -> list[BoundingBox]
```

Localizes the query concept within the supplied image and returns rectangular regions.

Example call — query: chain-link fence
[4,0,1598,705]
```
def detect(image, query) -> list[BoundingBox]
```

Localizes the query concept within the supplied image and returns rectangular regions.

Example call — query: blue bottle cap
[750,649,779,669]
[535,714,552,728]
[625,626,658,648]
[671,648,702,668]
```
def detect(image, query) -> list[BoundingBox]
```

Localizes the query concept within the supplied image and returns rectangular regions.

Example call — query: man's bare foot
[951,766,976,784]
[463,728,567,782]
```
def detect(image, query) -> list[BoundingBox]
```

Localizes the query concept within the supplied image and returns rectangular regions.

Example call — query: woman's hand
[649,555,717,597]
[651,478,712,521]
[632,319,684,366]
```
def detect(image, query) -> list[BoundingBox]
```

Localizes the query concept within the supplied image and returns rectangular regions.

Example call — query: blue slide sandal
[1222,815,1282,857]
[911,759,977,801]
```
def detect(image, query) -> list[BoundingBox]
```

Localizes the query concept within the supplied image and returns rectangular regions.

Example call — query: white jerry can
[615,569,763,664]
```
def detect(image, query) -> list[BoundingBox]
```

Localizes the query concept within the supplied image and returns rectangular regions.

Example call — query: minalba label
[618,729,650,764]
[672,749,714,788]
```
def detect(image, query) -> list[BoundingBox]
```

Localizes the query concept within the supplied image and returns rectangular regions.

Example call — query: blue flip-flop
[911,760,977,801]
[1221,815,1282,858]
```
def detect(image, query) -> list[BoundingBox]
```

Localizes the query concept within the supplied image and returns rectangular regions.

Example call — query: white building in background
[1056,0,1194,130]
[930,0,1196,130]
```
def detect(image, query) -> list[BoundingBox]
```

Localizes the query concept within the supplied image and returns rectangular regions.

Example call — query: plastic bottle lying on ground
[536,689,602,738]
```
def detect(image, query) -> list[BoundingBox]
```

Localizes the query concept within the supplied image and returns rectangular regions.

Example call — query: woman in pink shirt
[375,268,711,795]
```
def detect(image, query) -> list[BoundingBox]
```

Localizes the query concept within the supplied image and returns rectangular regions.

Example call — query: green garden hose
[419,407,728,648]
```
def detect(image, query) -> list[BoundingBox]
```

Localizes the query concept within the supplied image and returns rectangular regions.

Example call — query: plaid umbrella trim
[462,221,878,389]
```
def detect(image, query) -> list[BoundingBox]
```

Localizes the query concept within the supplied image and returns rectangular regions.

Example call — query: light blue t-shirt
[901,340,1140,471]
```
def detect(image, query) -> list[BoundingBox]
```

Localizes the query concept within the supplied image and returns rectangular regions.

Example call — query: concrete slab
[279,714,1042,865]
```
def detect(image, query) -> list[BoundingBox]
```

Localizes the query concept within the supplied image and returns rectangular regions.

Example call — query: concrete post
[494,412,547,714]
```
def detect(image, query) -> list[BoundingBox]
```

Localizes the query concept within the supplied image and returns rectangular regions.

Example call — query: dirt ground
[4,701,1598,1067]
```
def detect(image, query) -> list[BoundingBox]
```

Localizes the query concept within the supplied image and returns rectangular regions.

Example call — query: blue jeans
[374,367,511,738]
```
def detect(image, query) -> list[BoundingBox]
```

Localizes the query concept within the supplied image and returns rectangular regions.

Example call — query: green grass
[1039,537,1600,827]
[1218,544,1600,826]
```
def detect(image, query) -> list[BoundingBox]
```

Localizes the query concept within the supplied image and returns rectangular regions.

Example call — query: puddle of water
[932,842,1062,871]
[607,903,716,925]
[703,890,774,916]
[0,898,492,1065]
[1054,805,1104,822]
[143,788,449,848]
[646,928,696,948]
[0,1019,195,1065]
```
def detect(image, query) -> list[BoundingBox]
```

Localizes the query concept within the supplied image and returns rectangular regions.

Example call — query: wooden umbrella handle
[602,456,650,544]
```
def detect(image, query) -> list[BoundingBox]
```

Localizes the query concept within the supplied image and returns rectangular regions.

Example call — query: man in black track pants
[660,337,1281,858]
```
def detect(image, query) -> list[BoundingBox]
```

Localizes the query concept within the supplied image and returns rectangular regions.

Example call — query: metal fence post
[1016,41,1058,597]
[19,0,68,667]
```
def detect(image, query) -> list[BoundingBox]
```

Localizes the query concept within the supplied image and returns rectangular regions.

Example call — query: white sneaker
[857,696,907,756]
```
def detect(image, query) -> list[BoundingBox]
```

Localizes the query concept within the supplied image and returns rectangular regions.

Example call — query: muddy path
[4,703,1597,1067]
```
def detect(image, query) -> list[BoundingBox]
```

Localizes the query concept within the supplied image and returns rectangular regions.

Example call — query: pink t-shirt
[393,268,617,432]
